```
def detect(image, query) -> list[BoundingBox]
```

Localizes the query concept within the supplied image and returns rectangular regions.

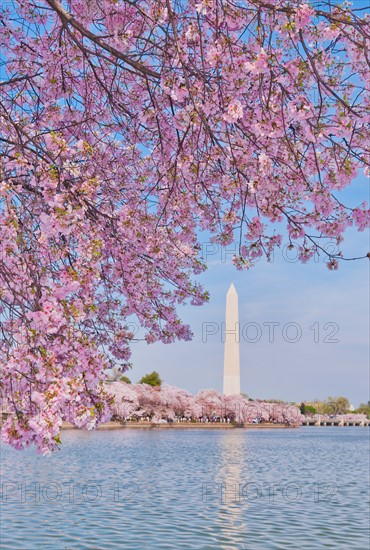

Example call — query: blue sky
[129,176,369,408]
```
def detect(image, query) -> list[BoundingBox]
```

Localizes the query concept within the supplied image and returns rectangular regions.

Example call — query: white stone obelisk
[223,283,240,395]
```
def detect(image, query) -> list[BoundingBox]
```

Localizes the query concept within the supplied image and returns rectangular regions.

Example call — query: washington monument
[223,283,241,395]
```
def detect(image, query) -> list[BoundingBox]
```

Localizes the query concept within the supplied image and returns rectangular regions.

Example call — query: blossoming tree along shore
[107,383,303,426]
[0,0,369,453]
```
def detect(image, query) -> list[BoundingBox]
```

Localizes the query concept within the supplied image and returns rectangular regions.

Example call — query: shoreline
[1,419,367,431]
[61,421,293,430]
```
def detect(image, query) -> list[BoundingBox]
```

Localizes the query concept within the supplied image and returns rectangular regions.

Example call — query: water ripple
[1,427,369,549]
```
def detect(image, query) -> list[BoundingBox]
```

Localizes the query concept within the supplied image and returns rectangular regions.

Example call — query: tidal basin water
[1,427,369,549]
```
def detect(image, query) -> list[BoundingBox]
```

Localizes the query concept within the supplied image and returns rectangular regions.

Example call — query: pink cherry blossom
[294,4,315,32]
[224,99,244,122]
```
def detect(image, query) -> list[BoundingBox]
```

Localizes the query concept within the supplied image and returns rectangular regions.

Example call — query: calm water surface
[1,427,369,549]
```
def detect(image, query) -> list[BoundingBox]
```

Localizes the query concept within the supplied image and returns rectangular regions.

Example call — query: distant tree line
[107,369,162,387]
[300,397,370,417]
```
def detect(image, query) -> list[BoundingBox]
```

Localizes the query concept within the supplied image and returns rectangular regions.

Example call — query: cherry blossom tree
[195,389,225,419]
[159,384,195,419]
[0,0,369,452]
[107,381,139,420]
